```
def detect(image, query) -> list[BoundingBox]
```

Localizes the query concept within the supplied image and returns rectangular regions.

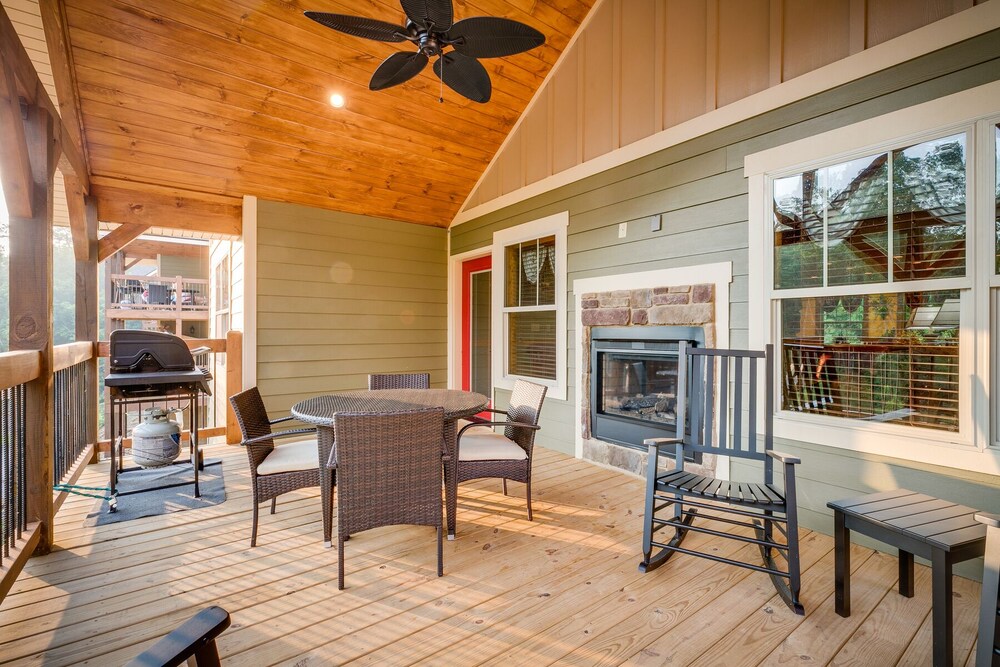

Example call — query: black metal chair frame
[977,512,1000,667]
[125,605,231,667]
[639,343,804,615]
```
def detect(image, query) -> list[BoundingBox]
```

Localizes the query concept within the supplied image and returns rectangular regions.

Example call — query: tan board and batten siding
[450,17,1000,573]
[256,200,447,416]
[464,0,988,210]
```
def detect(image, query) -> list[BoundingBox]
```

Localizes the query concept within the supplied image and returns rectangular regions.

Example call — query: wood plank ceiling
[60,0,595,228]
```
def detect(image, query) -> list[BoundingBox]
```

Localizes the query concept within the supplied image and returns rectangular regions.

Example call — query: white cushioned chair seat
[458,431,527,461]
[257,440,317,475]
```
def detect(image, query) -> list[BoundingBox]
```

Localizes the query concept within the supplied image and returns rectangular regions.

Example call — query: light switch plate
[618,222,627,238]
[650,214,662,232]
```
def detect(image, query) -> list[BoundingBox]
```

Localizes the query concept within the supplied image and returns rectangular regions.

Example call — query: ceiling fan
[305,0,545,104]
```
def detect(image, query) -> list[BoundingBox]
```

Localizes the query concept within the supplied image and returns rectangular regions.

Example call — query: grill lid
[110,330,195,373]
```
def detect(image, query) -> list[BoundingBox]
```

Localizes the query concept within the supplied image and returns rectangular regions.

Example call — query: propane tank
[132,407,182,468]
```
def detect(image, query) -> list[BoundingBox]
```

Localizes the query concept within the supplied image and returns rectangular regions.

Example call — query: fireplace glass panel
[597,351,680,428]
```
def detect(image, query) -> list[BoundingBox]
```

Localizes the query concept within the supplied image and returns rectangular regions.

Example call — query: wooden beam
[92,178,242,237]
[64,173,92,261]
[0,3,88,191]
[0,55,34,218]
[9,103,56,555]
[122,238,207,260]
[98,223,152,263]
[74,193,100,463]
[39,0,91,192]
[226,330,243,444]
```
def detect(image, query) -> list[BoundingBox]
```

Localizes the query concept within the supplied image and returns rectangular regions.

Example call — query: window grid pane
[507,310,557,380]
[780,290,959,432]
[892,134,966,281]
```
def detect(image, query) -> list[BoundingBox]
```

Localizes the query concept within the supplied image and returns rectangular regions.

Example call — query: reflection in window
[892,134,966,281]
[505,235,555,307]
[780,290,959,432]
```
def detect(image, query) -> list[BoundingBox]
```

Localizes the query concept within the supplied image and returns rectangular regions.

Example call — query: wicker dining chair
[329,407,445,589]
[229,387,322,547]
[455,380,547,520]
[367,372,431,390]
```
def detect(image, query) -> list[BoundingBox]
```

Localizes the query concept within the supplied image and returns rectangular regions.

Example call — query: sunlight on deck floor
[0,443,984,666]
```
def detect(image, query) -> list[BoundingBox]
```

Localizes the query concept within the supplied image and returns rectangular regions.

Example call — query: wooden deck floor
[0,443,984,666]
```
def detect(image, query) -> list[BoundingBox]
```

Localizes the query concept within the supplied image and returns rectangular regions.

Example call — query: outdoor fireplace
[590,326,704,456]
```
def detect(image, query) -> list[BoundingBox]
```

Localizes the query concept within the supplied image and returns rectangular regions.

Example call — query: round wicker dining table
[291,388,489,546]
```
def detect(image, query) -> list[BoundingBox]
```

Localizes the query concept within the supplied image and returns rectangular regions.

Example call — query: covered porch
[2,0,1000,664]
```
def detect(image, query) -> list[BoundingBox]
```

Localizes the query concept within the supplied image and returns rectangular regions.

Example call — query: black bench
[828,489,987,667]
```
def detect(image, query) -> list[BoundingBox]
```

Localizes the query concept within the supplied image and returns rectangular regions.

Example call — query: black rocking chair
[639,343,804,615]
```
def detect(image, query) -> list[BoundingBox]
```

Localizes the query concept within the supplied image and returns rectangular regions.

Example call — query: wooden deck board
[0,443,984,666]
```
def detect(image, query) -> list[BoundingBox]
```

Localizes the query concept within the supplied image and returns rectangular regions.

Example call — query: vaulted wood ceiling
[60,0,595,229]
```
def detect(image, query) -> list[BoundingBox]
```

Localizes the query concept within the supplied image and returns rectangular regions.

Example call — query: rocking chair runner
[639,343,805,615]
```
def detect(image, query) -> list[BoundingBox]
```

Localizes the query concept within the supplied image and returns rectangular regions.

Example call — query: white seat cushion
[257,440,317,475]
[458,430,527,462]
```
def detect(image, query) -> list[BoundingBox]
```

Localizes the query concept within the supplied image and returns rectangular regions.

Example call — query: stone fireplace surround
[573,263,732,480]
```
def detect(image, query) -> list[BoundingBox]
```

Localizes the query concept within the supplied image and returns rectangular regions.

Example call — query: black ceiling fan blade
[370,52,429,91]
[400,0,454,31]
[446,17,545,58]
[432,53,491,103]
[304,12,407,42]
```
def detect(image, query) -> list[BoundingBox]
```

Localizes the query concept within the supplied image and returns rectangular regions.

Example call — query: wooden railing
[0,332,242,603]
[0,350,43,601]
[106,273,210,321]
[52,342,98,514]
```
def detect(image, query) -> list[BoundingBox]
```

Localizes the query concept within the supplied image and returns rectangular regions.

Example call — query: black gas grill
[106,330,213,395]
[104,330,215,503]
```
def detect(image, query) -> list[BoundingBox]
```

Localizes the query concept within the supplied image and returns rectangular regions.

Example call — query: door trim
[447,247,491,390]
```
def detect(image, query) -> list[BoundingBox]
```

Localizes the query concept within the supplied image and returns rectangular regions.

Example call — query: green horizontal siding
[451,31,1000,536]
[256,200,448,416]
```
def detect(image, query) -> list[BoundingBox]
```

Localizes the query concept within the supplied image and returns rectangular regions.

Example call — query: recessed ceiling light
[329,93,345,108]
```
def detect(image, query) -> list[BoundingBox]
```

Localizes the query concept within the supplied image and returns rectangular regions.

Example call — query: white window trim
[746,80,1000,475]
[491,211,569,401]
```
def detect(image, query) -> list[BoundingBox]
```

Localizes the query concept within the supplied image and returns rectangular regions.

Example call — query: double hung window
[747,81,1000,469]
[492,212,568,400]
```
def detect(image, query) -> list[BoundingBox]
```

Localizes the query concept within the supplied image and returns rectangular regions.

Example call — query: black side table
[828,489,987,667]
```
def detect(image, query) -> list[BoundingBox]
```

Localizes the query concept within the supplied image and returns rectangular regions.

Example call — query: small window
[492,213,568,400]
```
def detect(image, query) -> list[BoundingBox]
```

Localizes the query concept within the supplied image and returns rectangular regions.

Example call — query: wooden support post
[8,104,56,555]
[226,330,243,444]
[74,193,99,463]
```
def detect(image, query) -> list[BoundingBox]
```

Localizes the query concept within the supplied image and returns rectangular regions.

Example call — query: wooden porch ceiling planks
[97,221,151,262]
[58,0,595,227]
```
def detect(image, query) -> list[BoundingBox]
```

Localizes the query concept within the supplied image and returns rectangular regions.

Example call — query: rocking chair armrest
[975,512,1000,528]
[643,437,684,451]
[241,427,316,446]
[767,450,801,465]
